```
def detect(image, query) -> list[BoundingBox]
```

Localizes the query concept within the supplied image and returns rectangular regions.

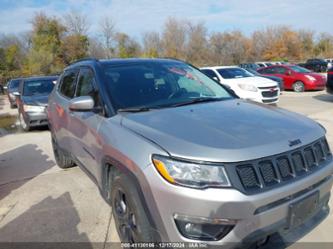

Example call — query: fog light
[174,214,236,241]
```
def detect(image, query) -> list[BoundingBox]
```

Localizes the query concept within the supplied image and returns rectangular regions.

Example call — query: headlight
[23,105,45,112]
[238,83,258,92]
[305,75,316,82]
[152,155,231,188]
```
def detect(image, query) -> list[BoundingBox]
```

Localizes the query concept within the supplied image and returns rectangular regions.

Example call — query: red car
[257,65,326,92]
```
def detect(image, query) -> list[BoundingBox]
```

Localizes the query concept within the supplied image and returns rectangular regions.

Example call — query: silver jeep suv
[47,58,333,247]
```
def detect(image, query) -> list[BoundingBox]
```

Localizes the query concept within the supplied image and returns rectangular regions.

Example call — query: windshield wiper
[170,97,226,107]
[117,107,152,113]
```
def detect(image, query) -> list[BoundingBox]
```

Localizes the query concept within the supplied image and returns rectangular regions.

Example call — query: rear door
[68,67,105,178]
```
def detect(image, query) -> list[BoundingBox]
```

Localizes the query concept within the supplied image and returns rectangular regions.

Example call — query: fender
[101,155,168,242]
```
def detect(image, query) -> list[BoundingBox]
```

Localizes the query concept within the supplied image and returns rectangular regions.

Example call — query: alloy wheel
[114,188,138,242]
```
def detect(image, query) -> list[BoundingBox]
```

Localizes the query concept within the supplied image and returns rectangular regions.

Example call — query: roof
[65,58,185,70]
[200,66,240,70]
[23,75,58,81]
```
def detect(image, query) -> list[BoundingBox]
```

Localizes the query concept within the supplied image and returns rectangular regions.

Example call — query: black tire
[111,170,157,242]
[19,112,31,131]
[51,136,75,169]
[292,81,305,92]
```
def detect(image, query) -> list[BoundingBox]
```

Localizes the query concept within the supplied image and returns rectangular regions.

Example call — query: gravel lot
[0,91,332,248]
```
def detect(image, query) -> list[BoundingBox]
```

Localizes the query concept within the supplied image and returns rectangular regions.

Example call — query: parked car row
[298,58,328,73]
[4,76,58,131]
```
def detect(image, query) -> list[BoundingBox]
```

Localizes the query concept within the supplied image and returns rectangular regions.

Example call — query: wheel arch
[100,155,166,241]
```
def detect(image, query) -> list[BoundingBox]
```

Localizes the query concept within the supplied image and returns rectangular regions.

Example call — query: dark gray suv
[47,58,333,247]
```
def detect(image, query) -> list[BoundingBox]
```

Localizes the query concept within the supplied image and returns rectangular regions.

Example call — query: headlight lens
[238,83,258,92]
[305,75,316,81]
[23,105,45,112]
[152,155,231,188]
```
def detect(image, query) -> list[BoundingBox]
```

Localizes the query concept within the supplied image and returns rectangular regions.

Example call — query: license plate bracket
[288,191,319,229]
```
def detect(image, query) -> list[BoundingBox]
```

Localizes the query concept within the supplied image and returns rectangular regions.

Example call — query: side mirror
[3,86,7,90]
[69,96,94,112]
[13,91,20,96]
[285,70,292,76]
[213,76,219,81]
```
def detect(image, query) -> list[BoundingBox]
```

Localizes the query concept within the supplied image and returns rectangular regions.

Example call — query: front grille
[237,165,260,189]
[262,98,278,103]
[277,157,293,179]
[262,90,278,98]
[234,137,332,194]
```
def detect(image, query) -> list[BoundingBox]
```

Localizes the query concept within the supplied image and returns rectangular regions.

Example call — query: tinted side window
[201,69,218,79]
[76,68,100,106]
[274,67,286,74]
[259,67,274,74]
[59,70,77,98]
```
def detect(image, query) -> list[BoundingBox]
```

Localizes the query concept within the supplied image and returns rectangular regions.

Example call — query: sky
[0,0,332,39]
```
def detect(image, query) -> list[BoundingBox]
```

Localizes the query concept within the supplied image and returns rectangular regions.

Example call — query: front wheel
[51,136,75,169]
[19,112,30,131]
[292,81,305,92]
[111,170,158,242]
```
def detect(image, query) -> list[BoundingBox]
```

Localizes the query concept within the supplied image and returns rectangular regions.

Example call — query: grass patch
[0,114,17,132]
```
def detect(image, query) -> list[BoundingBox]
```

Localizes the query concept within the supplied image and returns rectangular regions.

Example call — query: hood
[22,95,49,106]
[121,99,324,162]
[222,76,277,87]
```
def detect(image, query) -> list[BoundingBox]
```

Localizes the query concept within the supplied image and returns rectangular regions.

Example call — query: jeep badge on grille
[289,139,302,147]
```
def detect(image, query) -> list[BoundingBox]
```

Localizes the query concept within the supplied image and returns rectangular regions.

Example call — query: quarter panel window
[59,70,78,98]
[76,68,100,107]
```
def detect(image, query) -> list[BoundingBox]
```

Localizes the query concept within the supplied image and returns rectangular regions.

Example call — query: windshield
[290,65,311,73]
[245,68,259,76]
[217,68,253,79]
[23,79,55,96]
[104,61,233,111]
[9,79,20,89]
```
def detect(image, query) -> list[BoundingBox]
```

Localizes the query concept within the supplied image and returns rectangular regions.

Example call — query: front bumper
[142,157,333,246]
[306,80,326,90]
[24,111,48,127]
[235,87,280,105]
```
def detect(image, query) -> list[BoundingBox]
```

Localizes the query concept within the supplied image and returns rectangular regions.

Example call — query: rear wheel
[292,81,305,92]
[111,170,158,242]
[51,136,75,169]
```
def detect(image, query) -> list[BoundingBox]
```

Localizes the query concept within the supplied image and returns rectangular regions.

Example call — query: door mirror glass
[69,96,95,112]
[13,91,20,96]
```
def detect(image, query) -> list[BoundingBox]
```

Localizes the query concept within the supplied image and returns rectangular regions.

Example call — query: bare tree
[64,10,89,35]
[185,21,209,66]
[99,16,116,58]
[88,37,107,59]
[142,31,161,57]
[161,17,187,59]
[210,31,249,65]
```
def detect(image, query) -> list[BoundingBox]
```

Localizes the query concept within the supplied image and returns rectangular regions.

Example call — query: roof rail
[70,57,98,65]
